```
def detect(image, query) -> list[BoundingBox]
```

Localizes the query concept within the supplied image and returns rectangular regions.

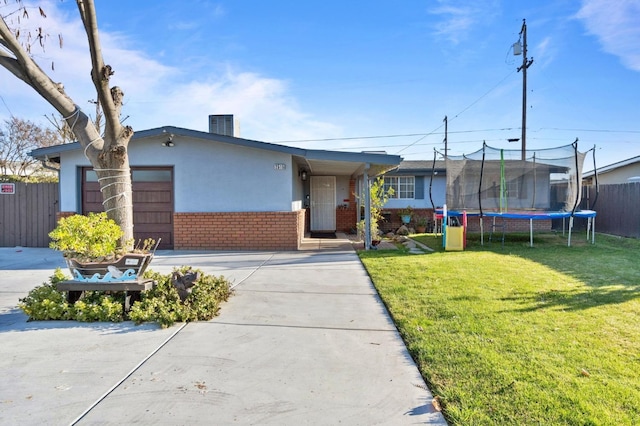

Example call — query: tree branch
[0,16,75,115]
[76,0,122,146]
[0,51,30,84]
[1,12,103,158]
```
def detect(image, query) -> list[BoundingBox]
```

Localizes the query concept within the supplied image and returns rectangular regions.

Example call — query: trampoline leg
[586,218,590,241]
[530,218,533,247]
[568,216,574,247]
[480,217,484,246]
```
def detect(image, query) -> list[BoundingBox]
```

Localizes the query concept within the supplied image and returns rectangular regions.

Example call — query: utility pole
[443,115,448,158]
[516,19,534,161]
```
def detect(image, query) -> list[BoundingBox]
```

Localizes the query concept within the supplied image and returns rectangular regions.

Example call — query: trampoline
[432,141,598,247]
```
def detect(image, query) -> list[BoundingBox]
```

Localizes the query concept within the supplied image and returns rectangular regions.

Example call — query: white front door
[310,176,336,232]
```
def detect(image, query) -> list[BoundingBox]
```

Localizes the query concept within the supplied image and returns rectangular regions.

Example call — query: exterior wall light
[162,134,175,147]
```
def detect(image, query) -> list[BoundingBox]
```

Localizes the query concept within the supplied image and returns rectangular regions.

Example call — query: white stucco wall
[58,135,296,213]
[170,136,293,212]
[58,150,89,212]
[596,163,640,185]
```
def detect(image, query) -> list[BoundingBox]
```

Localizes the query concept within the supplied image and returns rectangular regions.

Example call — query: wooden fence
[585,183,640,238]
[0,182,59,247]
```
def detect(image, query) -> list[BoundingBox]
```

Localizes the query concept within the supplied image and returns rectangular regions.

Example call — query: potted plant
[398,206,413,224]
[415,215,428,233]
[49,212,156,280]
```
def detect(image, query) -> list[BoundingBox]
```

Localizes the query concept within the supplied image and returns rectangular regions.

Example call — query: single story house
[30,115,401,250]
[583,155,640,185]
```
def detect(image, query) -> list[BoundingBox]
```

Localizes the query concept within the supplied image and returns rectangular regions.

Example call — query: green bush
[18,267,233,327]
[49,212,124,260]
[18,269,73,320]
[129,267,233,328]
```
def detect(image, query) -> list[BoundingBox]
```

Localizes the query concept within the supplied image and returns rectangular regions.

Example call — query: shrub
[18,267,232,327]
[18,269,73,320]
[356,176,394,240]
[129,267,233,328]
[49,213,123,260]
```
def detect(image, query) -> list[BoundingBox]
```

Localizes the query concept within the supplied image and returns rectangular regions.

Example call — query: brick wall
[380,208,435,233]
[57,211,76,221]
[465,216,551,233]
[336,207,357,232]
[174,210,305,250]
[378,208,552,234]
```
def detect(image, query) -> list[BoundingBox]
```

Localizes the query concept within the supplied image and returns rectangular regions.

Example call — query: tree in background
[0,116,60,181]
[0,1,134,249]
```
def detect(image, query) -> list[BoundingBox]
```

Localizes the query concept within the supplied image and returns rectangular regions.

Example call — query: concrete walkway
[0,242,446,425]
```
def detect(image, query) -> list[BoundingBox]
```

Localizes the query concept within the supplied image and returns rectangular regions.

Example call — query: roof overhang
[30,126,402,178]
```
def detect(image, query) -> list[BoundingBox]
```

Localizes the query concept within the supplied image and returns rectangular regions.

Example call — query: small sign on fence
[1,183,16,194]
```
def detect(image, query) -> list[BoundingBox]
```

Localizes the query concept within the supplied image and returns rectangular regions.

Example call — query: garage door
[82,167,174,249]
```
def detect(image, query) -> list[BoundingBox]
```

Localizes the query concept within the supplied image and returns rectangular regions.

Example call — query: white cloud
[125,68,341,142]
[576,0,640,71]
[429,0,500,45]
[0,0,341,144]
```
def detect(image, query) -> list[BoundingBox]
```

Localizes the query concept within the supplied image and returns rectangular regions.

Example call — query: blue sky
[1,0,639,170]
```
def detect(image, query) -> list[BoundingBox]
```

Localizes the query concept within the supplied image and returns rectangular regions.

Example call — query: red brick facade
[336,179,358,233]
[174,210,306,250]
[380,208,436,233]
[57,211,76,221]
[464,216,551,233]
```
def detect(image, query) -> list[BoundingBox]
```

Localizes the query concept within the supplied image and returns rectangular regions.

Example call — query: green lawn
[359,232,640,425]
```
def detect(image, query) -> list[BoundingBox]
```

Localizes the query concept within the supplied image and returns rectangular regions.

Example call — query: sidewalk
[0,246,446,425]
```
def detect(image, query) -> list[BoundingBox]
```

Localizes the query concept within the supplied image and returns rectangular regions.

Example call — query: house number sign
[274,163,287,170]
[1,183,15,194]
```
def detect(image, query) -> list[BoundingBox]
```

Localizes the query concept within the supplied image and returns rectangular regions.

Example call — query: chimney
[208,114,240,137]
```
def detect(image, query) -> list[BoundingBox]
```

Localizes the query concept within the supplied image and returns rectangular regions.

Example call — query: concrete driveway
[0,244,446,425]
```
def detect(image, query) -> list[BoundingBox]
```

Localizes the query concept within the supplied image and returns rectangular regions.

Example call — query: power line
[271,127,520,144]
[539,127,640,134]
[0,94,14,117]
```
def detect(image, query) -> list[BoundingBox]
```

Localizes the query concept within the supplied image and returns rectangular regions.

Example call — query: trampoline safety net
[443,142,586,213]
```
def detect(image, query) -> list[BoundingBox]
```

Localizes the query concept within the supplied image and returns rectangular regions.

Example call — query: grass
[359,232,640,425]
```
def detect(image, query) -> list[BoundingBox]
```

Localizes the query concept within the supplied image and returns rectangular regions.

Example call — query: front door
[310,176,336,232]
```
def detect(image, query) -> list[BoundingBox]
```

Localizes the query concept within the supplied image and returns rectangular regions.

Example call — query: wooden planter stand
[66,252,153,279]
[56,279,155,311]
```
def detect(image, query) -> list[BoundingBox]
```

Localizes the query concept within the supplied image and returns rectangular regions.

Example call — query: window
[84,168,172,182]
[384,176,415,199]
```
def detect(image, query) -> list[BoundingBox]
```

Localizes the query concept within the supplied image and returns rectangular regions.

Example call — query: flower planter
[401,214,412,224]
[66,252,154,281]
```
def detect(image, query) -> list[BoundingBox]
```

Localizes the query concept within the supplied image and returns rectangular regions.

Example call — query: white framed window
[384,176,415,199]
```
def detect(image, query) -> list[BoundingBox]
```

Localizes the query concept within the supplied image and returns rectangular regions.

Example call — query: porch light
[162,134,175,147]
[299,170,308,181]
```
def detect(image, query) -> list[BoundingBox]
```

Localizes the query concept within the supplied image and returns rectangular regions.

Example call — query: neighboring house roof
[30,125,402,177]
[387,160,447,175]
[583,154,640,178]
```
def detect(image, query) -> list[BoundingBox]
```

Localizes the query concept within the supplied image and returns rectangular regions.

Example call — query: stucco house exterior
[30,115,401,251]
[583,155,640,185]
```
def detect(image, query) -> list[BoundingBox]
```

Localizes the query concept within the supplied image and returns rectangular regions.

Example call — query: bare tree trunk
[63,106,134,249]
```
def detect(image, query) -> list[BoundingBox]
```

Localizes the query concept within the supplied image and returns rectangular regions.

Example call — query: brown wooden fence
[585,183,640,238]
[0,182,59,247]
